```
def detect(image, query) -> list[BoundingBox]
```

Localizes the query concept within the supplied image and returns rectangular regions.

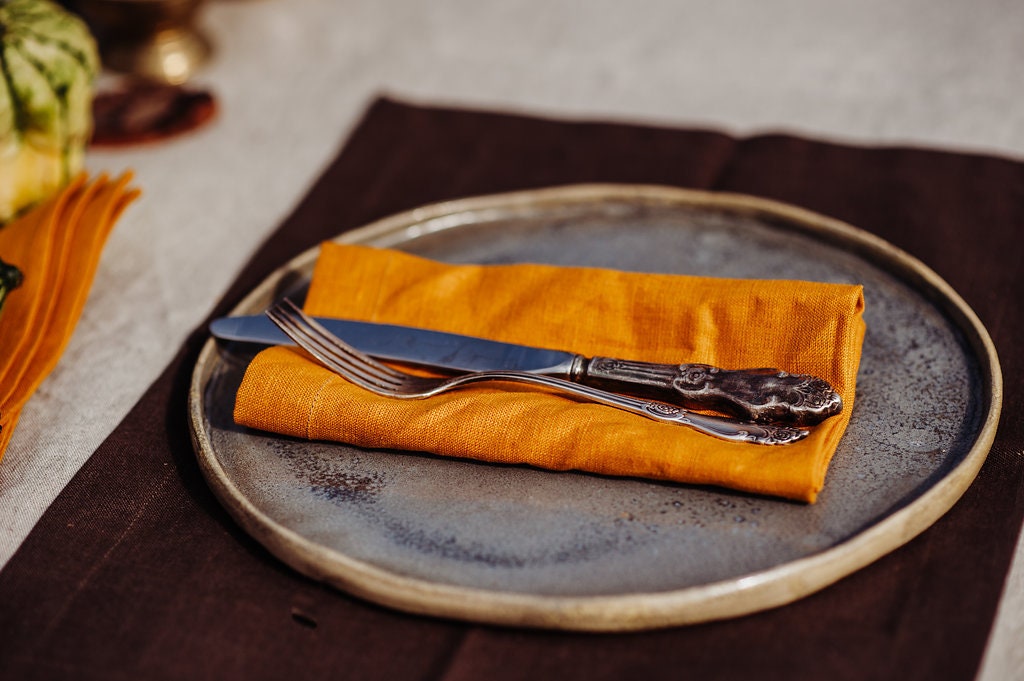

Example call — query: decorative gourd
[0,0,99,222]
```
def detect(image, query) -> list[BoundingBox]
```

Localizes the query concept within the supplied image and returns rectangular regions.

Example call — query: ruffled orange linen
[234,243,866,502]
[0,173,140,459]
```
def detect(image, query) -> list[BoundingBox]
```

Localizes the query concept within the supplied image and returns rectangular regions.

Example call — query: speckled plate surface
[188,185,1001,631]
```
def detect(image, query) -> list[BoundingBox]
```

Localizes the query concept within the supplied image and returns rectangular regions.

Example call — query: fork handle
[581,358,842,427]
[433,371,807,445]
[629,399,807,445]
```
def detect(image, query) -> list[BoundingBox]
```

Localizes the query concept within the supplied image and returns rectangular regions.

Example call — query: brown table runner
[1,98,1021,681]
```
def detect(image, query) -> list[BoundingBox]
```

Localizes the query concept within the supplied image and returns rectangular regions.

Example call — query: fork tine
[279,300,410,382]
[274,301,409,388]
[265,304,352,376]
[267,303,398,392]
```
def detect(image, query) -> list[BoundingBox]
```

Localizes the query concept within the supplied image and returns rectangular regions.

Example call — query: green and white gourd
[0,0,98,222]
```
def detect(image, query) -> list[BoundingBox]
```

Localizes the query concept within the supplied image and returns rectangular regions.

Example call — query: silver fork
[266,299,808,445]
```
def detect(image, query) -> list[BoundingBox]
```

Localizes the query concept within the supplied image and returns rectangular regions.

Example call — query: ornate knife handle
[581,358,843,427]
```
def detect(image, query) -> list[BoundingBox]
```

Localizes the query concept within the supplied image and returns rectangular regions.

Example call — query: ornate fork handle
[402,370,808,445]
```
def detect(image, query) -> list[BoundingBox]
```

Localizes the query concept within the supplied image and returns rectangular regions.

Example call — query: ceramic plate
[188,185,1001,631]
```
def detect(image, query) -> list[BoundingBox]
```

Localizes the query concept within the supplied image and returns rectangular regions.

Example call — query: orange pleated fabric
[234,243,866,502]
[0,173,140,459]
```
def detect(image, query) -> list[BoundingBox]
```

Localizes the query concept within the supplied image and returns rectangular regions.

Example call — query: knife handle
[580,358,843,426]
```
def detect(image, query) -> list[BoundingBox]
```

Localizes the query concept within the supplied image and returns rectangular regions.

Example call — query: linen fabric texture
[0,174,139,458]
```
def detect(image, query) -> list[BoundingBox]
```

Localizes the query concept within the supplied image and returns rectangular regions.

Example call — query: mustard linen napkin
[234,243,865,502]
[0,174,140,459]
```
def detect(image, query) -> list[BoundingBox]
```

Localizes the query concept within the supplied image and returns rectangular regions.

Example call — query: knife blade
[209,314,842,426]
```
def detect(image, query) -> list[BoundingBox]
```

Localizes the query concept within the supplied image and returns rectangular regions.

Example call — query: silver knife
[210,314,842,426]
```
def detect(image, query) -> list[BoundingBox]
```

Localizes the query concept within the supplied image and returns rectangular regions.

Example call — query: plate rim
[188,183,1002,631]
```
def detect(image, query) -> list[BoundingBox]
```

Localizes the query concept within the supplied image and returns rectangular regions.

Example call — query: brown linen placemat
[0,98,1020,681]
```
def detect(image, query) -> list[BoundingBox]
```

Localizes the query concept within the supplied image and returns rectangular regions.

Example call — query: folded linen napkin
[234,243,865,502]
[0,173,140,459]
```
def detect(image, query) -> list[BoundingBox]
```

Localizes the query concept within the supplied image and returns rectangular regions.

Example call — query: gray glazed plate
[188,184,1001,631]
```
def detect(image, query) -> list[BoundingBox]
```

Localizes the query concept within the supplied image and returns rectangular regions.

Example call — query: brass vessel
[71,0,211,84]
